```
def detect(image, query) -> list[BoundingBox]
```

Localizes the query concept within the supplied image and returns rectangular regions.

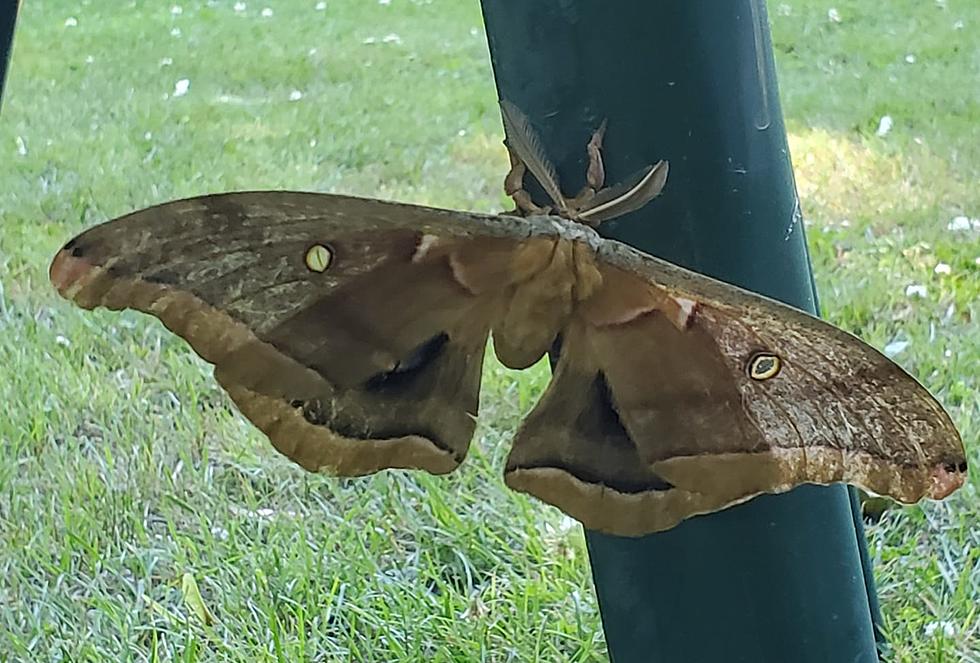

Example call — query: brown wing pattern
[50,191,965,537]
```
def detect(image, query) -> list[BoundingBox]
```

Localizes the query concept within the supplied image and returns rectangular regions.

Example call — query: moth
[49,101,966,537]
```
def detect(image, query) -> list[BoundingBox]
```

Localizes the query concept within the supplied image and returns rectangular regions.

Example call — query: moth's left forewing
[668,294,967,502]
[595,240,967,506]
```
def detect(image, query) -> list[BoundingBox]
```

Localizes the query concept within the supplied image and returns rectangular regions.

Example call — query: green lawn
[1,1,977,661]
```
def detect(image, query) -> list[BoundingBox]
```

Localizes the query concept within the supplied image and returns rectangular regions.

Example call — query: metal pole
[479,2,882,661]
[0,1,18,109]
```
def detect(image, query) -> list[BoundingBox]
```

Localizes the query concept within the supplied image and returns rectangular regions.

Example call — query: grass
[0,1,976,661]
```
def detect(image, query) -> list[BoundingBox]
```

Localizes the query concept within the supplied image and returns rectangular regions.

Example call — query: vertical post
[0,1,17,109]
[479,2,882,662]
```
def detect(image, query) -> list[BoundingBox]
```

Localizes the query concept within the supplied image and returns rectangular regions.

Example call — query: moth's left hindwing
[49,191,531,477]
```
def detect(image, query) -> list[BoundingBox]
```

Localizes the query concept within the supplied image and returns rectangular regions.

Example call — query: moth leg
[504,144,552,216]
[567,119,607,212]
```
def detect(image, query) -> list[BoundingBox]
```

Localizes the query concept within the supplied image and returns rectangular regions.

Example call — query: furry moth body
[48,104,966,536]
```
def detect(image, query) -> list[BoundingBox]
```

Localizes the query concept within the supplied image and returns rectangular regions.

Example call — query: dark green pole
[479,2,882,662]
[0,1,17,108]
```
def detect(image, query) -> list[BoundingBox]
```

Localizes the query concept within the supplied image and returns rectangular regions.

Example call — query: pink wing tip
[928,463,966,500]
[49,247,92,297]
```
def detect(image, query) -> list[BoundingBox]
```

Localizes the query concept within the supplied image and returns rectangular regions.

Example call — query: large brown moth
[49,101,966,537]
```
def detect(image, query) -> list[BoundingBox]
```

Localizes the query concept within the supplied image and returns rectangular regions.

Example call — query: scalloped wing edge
[49,246,459,476]
[507,445,963,537]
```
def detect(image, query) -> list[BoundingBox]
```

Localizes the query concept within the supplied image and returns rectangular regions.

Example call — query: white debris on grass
[876,115,893,136]
[905,284,928,298]
[947,215,978,232]
[924,621,955,638]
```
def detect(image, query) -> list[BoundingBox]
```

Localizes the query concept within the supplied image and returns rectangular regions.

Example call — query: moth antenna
[578,160,669,225]
[499,99,569,213]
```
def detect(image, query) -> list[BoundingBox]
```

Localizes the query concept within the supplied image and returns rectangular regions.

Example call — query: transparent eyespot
[747,353,781,380]
[304,244,333,272]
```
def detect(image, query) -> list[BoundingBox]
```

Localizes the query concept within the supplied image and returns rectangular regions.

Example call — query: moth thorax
[512,238,601,303]
[571,241,602,301]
